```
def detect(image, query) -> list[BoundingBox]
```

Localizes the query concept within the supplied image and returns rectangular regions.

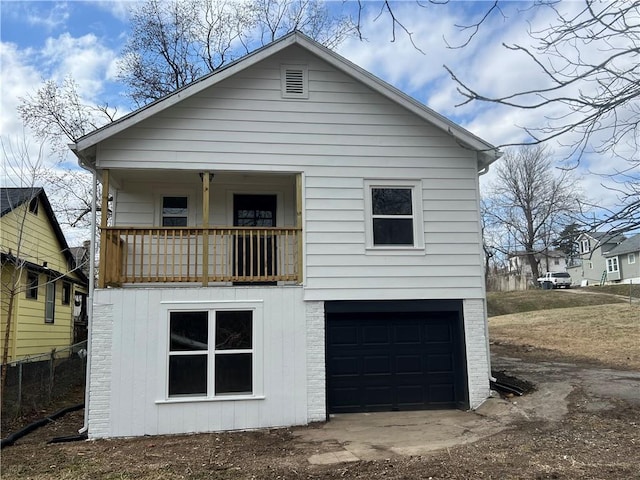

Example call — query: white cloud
[40,33,120,101]
[25,2,70,31]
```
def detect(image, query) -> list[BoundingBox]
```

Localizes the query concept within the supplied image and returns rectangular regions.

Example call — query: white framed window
[161,196,189,226]
[161,301,263,402]
[364,180,424,251]
[628,253,636,265]
[580,239,590,254]
[606,257,619,273]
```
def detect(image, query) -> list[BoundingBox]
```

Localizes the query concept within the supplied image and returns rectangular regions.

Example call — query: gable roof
[1,187,39,217]
[0,187,88,285]
[605,233,640,257]
[580,231,626,246]
[71,31,501,171]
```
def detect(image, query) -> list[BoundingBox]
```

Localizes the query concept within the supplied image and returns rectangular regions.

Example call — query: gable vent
[281,65,308,99]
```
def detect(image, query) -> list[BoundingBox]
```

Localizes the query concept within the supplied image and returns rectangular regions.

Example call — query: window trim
[155,193,194,227]
[606,257,619,273]
[158,300,264,403]
[364,179,424,252]
[44,277,55,324]
[26,271,39,299]
[628,253,636,265]
[62,281,71,305]
[580,238,590,254]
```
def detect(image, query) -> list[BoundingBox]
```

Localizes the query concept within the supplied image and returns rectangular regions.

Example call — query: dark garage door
[326,301,468,414]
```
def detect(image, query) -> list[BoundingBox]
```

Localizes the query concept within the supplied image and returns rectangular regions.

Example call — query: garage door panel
[396,354,422,373]
[394,324,422,344]
[330,326,359,345]
[363,355,391,375]
[362,325,390,345]
[426,323,453,342]
[331,356,359,375]
[327,304,467,413]
[427,353,454,372]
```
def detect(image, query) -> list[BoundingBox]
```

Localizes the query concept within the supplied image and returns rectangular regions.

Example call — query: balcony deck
[101,226,301,286]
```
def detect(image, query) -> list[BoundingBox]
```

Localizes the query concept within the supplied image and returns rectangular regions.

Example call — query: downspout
[477,160,495,384]
[77,162,97,435]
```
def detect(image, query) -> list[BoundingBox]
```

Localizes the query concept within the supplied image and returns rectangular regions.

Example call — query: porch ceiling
[108,169,296,189]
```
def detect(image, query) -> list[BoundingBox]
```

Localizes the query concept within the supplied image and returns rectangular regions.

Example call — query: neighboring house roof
[71,31,501,171]
[0,187,88,285]
[605,233,640,257]
[581,231,626,245]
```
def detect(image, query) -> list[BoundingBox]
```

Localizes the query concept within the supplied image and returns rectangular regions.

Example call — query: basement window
[281,65,308,99]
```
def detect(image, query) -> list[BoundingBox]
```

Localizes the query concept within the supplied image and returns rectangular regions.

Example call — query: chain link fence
[1,341,87,420]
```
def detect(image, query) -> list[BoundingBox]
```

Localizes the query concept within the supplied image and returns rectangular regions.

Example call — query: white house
[71,32,501,439]
[507,250,567,276]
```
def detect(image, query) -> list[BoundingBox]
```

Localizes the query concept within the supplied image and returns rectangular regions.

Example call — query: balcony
[100,226,301,286]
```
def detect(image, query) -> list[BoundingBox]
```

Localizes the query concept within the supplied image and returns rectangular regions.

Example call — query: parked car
[537,272,572,288]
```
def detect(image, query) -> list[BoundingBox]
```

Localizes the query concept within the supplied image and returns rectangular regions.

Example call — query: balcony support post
[296,173,303,284]
[202,172,210,286]
[98,169,110,288]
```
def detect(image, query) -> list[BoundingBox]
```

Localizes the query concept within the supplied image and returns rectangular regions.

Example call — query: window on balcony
[166,304,261,400]
[162,196,188,226]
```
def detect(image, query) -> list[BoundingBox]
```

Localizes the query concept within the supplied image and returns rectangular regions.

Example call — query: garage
[325,300,468,414]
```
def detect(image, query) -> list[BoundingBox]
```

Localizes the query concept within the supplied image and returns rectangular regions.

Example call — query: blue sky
[1,1,632,242]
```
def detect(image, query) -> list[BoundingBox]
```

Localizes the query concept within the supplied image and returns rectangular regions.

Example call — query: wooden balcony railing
[100,227,301,286]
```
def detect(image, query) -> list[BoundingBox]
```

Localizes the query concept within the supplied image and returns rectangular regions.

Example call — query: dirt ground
[3,342,639,480]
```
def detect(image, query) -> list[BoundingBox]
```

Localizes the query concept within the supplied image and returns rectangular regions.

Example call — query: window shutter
[281,65,308,98]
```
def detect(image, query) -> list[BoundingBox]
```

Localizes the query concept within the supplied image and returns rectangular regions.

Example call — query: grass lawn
[486,289,626,317]
[490,303,640,370]
[583,283,640,298]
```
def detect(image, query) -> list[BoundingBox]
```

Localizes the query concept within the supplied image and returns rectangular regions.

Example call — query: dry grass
[490,303,640,370]
[487,289,625,317]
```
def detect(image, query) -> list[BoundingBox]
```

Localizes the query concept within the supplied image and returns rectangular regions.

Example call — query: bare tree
[17,77,116,157]
[446,0,640,233]
[118,0,355,106]
[483,145,583,280]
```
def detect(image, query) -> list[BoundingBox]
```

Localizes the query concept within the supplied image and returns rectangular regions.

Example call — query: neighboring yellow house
[1,187,88,363]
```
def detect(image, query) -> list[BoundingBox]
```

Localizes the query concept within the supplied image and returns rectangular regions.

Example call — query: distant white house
[507,250,567,276]
[70,32,502,439]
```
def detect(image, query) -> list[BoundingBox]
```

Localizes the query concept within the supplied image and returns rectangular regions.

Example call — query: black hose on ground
[1,403,84,449]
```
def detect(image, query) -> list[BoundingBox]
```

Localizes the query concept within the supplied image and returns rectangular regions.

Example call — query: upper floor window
[162,196,188,226]
[28,197,38,215]
[580,239,590,254]
[26,271,38,299]
[606,257,619,273]
[364,180,424,250]
[628,253,636,265]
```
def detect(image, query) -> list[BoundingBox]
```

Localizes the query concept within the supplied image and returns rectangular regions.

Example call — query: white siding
[90,286,307,438]
[98,45,485,300]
